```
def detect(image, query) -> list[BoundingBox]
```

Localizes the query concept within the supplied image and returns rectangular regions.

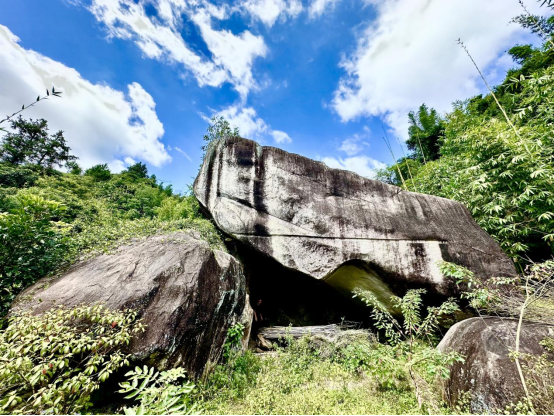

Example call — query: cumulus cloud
[213,105,268,138]
[338,133,369,156]
[271,130,292,144]
[333,0,547,138]
[207,104,292,145]
[0,25,170,170]
[308,0,341,19]
[321,155,385,178]
[241,0,302,27]
[85,0,267,99]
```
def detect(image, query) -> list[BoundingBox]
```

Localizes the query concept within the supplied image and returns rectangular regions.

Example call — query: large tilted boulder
[12,232,251,378]
[438,317,554,413]
[194,137,516,302]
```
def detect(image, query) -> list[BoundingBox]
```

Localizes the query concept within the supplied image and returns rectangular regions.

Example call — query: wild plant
[440,260,554,413]
[353,288,464,411]
[119,366,197,415]
[0,304,145,414]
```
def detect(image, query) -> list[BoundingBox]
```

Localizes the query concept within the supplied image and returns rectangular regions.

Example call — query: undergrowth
[196,333,454,415]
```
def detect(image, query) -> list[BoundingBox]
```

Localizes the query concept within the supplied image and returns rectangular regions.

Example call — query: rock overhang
[194,137,517,299]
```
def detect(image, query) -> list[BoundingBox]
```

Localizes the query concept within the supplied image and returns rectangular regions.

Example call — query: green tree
[67,161,82,175]
[125,162,149,180]
[84,163,112,181]
[406,104,445,162]
[0,117,77,169]
[202,116,239,155]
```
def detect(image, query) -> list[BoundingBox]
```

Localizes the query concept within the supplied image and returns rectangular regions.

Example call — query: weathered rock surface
[194,137,516,301]
[438,317,554,413]
[13,232,251,378]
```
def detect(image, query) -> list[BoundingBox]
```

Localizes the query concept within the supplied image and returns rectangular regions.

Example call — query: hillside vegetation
[377,14,554,262]
[0,6,554,416]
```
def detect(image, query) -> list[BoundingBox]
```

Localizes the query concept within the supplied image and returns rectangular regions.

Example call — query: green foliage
[401,69,554,259]
[0,117,77,169]
[407,104,445,162]
[202,116,239,155]
[124,162,149,180]
[85,163,112,181]
[375,157,422,187]
[198,335,447,415]
[223,323,245,360]
[379,20,554,260]
[440,260,554,324]
[0,163,39,189]
[67,161,82,175]
[119,366,197,415]
[0,194,69,318]
[0,305,145,414]
[156,196,200,221]
[353,288,463,410]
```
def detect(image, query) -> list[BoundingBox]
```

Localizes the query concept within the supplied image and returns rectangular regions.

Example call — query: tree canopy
[0,117,77,169]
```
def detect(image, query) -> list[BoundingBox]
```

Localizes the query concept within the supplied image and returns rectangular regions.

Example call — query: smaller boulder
[12,232,250,378]
[438,317,554,414]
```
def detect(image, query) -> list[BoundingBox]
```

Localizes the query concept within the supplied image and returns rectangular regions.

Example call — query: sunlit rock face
[13,232,251,378]
[194,137,516,299]
[438,317,554,413]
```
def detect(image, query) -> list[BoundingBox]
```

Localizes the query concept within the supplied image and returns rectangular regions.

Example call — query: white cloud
[207,104,292,145]
[241,0,303,27]
[175,146,193,161]
[338,133,369,156]
[86,0,267,99]
[321,155,386,178]
[213,105,268,138]
[0,25,170,169]
[333,0,547,138]
[191,9,267,98]
[308,0,341,19]
[271,130,292,144]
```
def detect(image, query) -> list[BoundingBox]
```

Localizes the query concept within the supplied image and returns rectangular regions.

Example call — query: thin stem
[0,97,49,126]
[394,134,419,191]
[514,274,535,413]
[382,126,408,190]
[416,136,428,165]
[457,40,533,156]
[518,0,554,50]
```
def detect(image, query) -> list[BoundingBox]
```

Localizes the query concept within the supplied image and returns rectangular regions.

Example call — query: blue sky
[0,0,547,192]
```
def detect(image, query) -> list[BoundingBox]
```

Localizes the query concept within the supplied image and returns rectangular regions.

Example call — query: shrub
[353,288,464,411]
[156,196,199,221]
[0,194,69,318]
[0,304,145,414]
[0,163,39,188]
[119,366,197,415]
[85,163,112,181]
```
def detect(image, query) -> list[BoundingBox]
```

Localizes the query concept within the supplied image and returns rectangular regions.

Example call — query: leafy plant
[85,163,112,181]
[0,194,69,318]
[0,304,145,414]
[223,322,245,360]
[353,288,464,411]
[119,366,197,415]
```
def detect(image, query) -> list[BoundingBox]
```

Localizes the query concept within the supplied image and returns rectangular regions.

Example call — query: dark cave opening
[227,240,373,332]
